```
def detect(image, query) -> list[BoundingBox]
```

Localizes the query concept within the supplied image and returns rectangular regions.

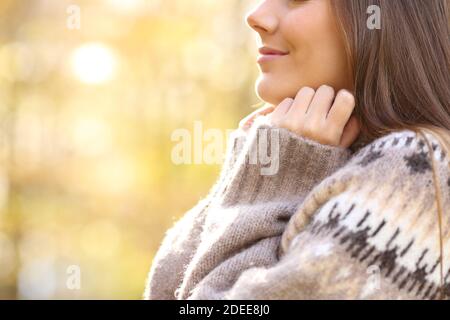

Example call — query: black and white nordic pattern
[309,202,450,300]
[305,130,450,299]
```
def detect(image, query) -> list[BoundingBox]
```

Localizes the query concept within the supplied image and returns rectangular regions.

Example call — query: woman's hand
[268,85,360,148]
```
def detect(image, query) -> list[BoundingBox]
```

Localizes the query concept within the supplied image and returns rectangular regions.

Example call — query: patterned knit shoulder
[280,129,450,300]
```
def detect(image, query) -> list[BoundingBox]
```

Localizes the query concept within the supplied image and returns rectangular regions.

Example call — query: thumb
[339,115,361,148]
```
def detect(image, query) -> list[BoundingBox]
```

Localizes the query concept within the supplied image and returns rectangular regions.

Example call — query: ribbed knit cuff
[216,116,353,206]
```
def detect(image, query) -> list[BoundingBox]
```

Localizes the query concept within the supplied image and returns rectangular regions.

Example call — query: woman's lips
[257,53,289,64]
[257,47,289,64]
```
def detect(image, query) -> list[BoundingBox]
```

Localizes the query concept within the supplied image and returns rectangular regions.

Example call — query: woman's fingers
[274,98,294,115]
[285,87,315,121]
[241,85,360,149]
[326,89,356,128]
[268,98,294,127]
[265,85,359,148]
[305,85,335,123]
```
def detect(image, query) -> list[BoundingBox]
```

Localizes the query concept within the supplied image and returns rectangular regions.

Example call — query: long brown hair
[330,0,450,299]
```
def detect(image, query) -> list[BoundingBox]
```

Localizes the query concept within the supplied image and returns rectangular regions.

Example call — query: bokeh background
[0,0,262,299]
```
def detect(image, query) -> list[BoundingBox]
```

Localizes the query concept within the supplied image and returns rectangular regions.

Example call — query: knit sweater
[144,115,450,300]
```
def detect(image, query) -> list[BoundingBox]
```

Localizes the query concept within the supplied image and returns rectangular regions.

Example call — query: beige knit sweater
[144,115,450,300]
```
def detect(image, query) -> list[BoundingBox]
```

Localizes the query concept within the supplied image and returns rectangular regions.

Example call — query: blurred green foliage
[0,0,261,299]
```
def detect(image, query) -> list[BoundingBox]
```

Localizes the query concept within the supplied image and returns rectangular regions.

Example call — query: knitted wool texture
[144,116,450,300]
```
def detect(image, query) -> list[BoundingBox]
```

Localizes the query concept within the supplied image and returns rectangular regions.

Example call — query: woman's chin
[255,77,291,106]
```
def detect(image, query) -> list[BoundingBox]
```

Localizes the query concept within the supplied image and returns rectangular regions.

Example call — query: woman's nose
[245,2,278,35]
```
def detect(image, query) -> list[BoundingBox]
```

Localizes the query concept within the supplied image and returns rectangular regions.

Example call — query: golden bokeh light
[70,43,118,85]
[0,0,257,299]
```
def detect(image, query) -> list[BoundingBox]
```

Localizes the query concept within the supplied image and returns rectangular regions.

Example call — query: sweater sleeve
[143,127,248,299]
[189,129,450,300]
[174,116,352,299]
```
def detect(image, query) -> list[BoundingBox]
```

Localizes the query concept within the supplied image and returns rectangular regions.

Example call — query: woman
[144,0,450,300]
